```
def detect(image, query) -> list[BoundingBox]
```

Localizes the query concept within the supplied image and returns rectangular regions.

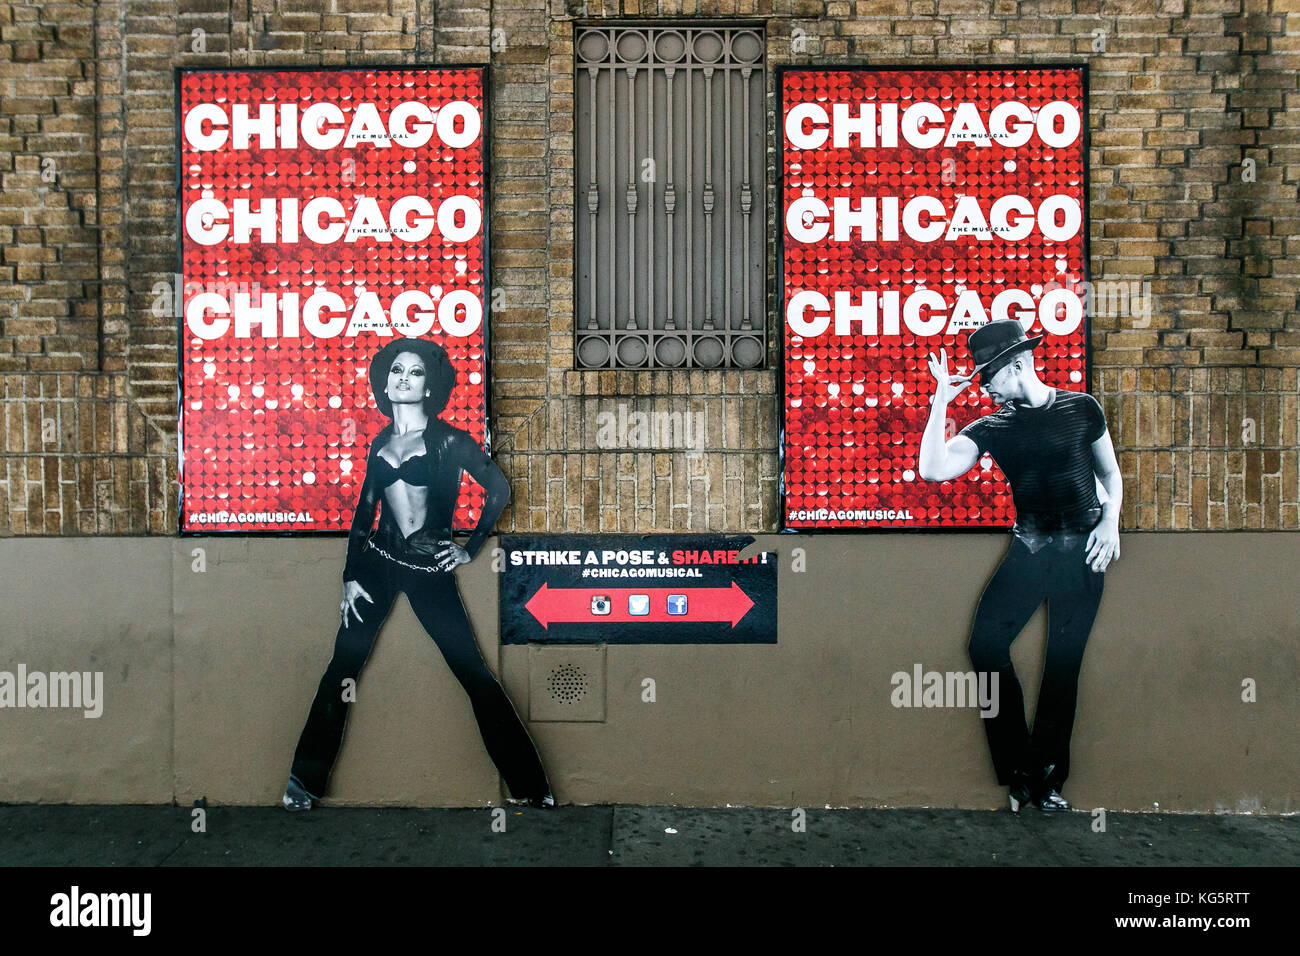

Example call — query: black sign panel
[500,535,778,645]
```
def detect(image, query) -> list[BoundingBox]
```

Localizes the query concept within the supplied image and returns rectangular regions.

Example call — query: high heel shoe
[282,774,314,812]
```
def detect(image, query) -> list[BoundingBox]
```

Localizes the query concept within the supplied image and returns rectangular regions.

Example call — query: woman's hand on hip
[432,541,470,572]
[341,579,374,627]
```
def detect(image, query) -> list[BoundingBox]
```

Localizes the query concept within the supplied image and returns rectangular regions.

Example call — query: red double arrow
[524,583,755,629]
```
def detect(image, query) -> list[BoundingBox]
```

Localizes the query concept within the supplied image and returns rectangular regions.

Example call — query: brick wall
[0,0,1296,535]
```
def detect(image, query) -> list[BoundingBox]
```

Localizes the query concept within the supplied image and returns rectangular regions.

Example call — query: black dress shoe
[1008,771,1034,813]
[1035,789,1071,812]
[528,793,556,809]
[1030,763,1070,810]
[282,774,314,812]
[1008,784,1033,813]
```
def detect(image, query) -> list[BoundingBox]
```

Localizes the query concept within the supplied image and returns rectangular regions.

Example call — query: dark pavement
[1,804,1296,866]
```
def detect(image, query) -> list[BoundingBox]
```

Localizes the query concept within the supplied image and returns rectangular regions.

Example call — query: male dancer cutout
[918,319,1122,812]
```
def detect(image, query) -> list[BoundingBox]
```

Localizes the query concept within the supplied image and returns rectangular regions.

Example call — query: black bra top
[342,418,512,581]
[370,452,430,488]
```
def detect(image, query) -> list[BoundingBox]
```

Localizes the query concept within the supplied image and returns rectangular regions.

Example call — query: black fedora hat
[966,319,1043,378]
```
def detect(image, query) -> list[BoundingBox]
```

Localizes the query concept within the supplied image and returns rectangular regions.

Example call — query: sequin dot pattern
[781,68,1091,530]
[179,69,489,533]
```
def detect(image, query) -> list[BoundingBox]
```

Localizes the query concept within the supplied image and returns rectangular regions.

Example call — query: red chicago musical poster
[780,66,1091,530]
[176,67,489,534]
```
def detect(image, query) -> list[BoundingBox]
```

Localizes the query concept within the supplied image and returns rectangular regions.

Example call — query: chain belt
[367,541,444,573]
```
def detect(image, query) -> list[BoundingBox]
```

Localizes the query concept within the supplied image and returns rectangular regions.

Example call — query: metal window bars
[575,25,766,370]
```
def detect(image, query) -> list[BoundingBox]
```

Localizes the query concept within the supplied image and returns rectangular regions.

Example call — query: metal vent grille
[546,663,590,704]
[575,24,767,369]
[528,645,606,722]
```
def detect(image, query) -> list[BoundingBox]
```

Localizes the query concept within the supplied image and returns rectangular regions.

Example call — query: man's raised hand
[927,348,974,402]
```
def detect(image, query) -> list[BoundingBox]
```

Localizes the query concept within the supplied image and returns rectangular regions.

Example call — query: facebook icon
[666,594,688,616]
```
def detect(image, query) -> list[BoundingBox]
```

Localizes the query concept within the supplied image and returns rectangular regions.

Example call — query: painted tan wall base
[3,534,1295,812]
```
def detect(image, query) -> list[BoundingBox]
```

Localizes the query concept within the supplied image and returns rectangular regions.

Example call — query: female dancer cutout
[283,338,552,810]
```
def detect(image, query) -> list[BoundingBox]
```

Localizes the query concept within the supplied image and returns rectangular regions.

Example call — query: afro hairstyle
[367,337,456,419]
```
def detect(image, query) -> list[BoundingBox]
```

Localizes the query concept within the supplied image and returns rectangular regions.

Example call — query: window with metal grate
[574,25,766,370]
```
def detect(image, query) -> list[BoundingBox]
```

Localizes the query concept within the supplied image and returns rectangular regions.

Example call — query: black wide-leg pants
[967,535,1104,792]
[291,545,550,801]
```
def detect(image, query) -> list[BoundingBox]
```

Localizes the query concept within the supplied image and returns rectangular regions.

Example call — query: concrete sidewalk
[1,805,1296,866]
